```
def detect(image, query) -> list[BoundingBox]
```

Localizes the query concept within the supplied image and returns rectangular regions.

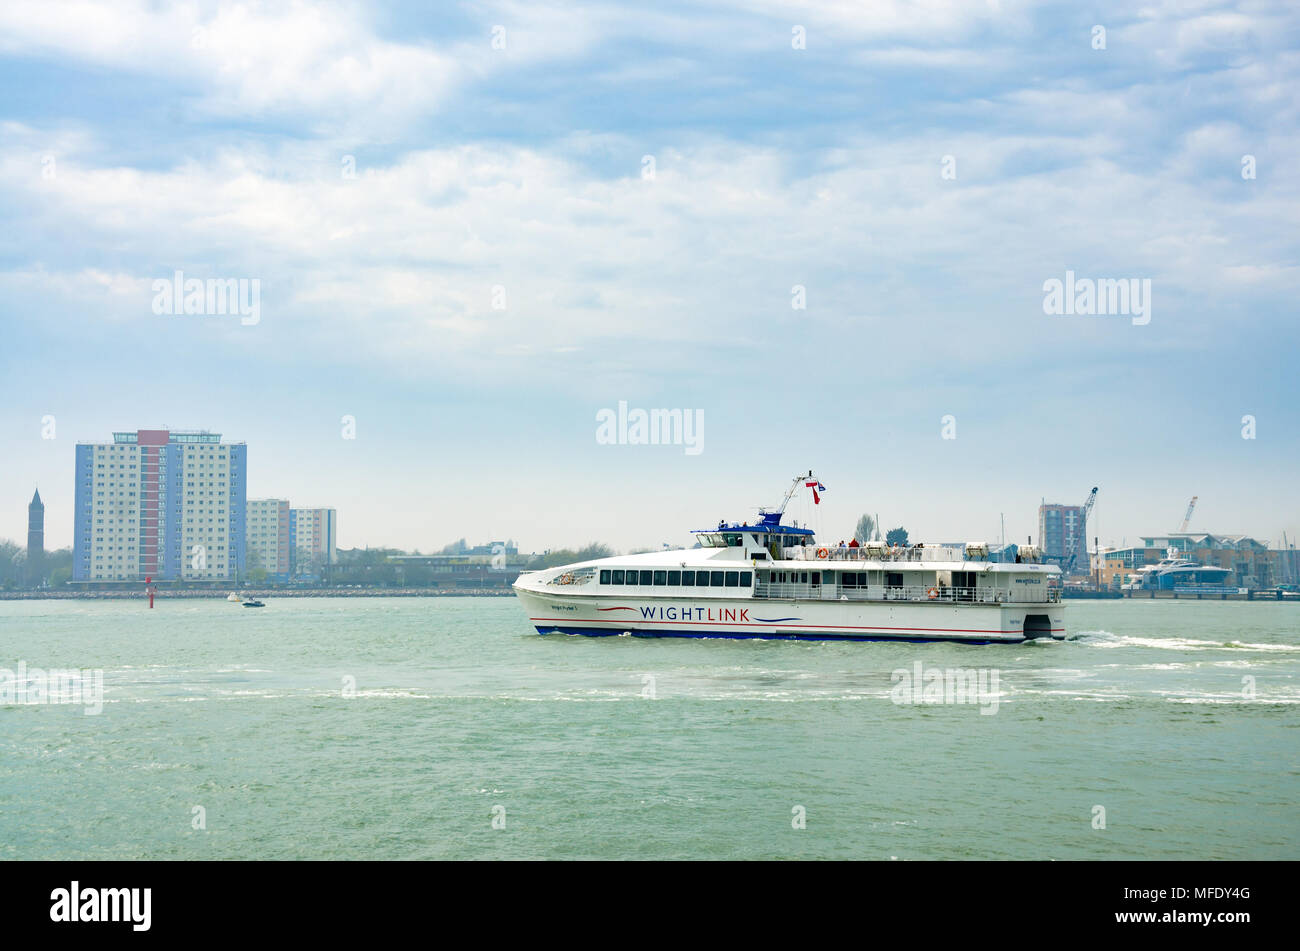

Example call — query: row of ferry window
[600,569,753,588]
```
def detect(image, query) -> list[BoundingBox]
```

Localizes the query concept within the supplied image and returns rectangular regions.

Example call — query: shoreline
[0,588,516,600]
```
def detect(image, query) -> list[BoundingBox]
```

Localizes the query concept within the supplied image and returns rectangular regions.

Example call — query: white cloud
[739,0,1028,40]
[1,1,1297,394]
[1,1,1299,551]
[0,1,476,131]
[4,105,1297,395]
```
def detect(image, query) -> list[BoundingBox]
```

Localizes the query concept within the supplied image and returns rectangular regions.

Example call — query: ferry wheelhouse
[513,474,1064,644]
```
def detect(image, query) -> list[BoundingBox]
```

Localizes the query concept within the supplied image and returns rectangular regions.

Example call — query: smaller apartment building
[246,498,291,582]
[290,508,337,580]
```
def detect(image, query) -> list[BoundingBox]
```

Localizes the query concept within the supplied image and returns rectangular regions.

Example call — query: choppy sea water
[0,597,1296,860]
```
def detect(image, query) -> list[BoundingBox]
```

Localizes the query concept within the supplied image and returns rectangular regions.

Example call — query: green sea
[1,597,1296,860]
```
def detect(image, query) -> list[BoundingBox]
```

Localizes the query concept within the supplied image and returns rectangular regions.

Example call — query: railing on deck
[753,582,1060,604]
[786,546,963,563]
[781,545,1048,566]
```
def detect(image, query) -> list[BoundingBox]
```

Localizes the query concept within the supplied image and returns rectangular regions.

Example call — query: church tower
[27,488,45,587]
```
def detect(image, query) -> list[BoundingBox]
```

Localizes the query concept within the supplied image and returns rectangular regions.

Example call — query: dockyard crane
[1063,487,1098,576]
[1178,496,1198,533]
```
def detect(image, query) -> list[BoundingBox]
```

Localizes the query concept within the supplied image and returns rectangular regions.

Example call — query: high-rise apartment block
[1038,502,1087,576]
[73,429,247,582]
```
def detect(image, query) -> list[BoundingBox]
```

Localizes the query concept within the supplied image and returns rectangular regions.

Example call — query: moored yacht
[1121,549,1233,591]
[513,473,1065,644]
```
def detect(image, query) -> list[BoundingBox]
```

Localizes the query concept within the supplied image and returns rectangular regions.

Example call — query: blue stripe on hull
[533,624,1019,645]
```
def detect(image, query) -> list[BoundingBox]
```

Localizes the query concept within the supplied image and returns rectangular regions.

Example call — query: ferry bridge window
[682,571,695,586]
[710,571,724,587]
[740,571,752,586]
[618,570,631,585]
[640,570,652,585]
[724,571,739,587]
[600,570,611,584]
[653,571,667,585]
[667,570,681,585]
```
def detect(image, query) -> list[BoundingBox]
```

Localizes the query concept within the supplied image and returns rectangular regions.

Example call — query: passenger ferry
[514,473,1065,644]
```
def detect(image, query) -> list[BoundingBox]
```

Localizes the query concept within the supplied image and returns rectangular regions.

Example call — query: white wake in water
[1070,630,1298,652]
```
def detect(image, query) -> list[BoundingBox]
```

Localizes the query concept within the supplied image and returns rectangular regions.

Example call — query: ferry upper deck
[526,530,1060,606]
[517,472,1061,608]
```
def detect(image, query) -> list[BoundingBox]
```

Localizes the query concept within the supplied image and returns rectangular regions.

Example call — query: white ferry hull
[516,589,1065,644]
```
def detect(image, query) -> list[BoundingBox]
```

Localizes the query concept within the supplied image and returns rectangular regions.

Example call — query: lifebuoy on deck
[816,547,829,560]
[927,587,939,600]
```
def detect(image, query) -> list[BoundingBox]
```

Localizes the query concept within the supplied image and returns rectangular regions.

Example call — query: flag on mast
[805,480,827,504]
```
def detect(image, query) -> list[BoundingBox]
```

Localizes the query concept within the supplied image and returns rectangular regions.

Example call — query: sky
[0,0,1297,554]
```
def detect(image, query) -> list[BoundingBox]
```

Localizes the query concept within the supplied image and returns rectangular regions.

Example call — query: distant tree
[529,543,614,569]
[0,540,21,589]
[885,527,909,547]
[245,548,268,585]
[0,541,71,588]
[440,538,469,555]
[338,547,403,567]
[854,514,876,543]
[43,548,72,587]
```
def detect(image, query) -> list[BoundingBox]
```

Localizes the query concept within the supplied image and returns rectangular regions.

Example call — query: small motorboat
[242,599,265,608]
[227,592,242,602]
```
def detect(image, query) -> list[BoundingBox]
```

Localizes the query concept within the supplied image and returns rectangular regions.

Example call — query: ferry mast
[759,470,816,523]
